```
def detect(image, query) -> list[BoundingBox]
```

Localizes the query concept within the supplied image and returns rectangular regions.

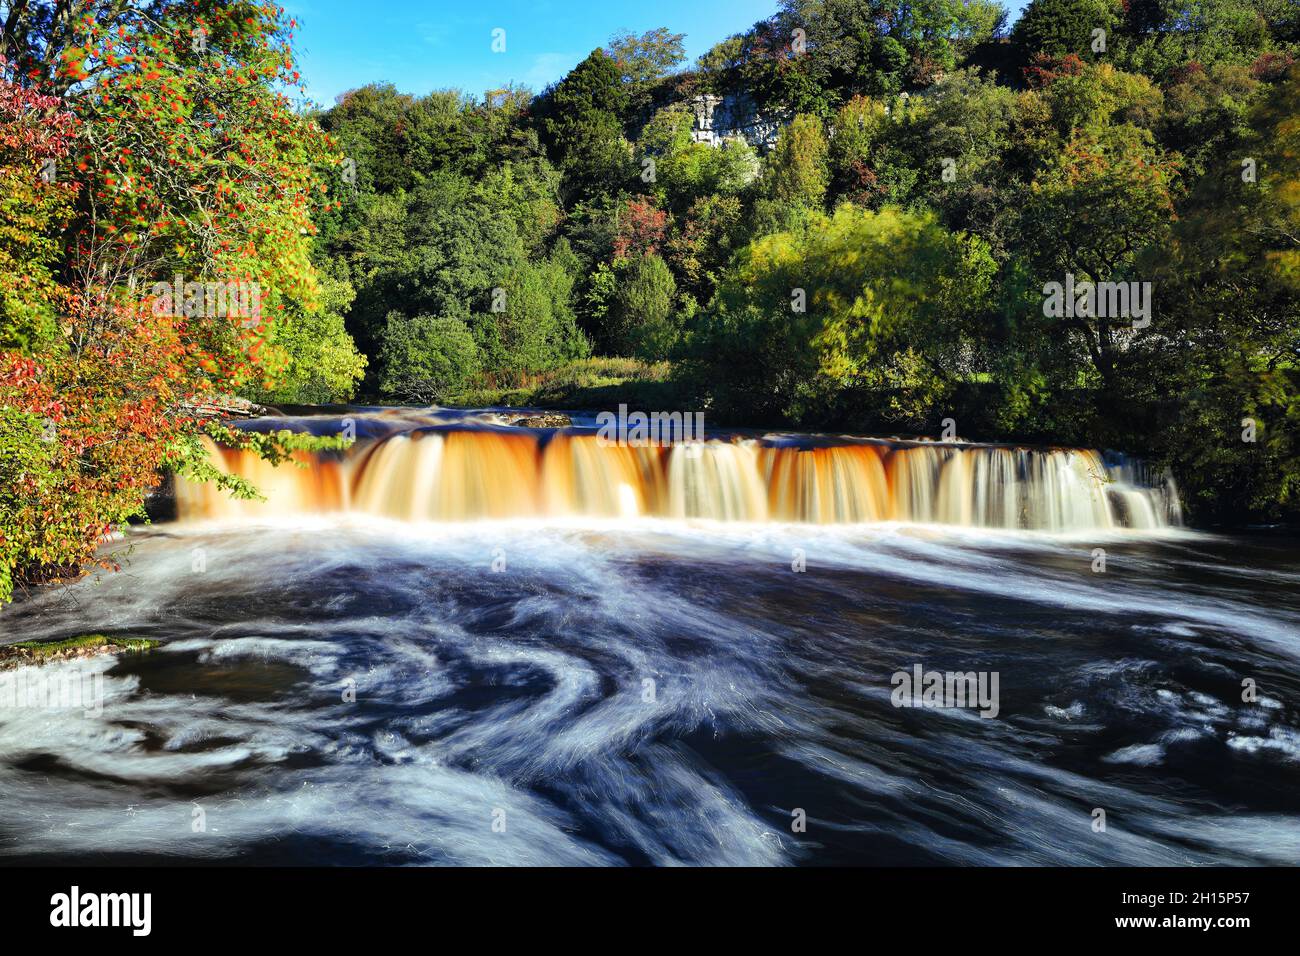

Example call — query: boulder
[511,414,572,428]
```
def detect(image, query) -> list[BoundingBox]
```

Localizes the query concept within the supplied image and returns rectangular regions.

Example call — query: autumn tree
[0,1,352,601]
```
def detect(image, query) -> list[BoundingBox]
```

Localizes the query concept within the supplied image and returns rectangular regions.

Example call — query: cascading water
[175,413,1182,532]
[5,407,1298,867]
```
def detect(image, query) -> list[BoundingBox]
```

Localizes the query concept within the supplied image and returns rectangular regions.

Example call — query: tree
[844,72,1020,246]
[250,274,367,404]
[608,253,678,359]
[494,254,590,378]
[689,204,996,427]
[1013,0,1123,63]
[635,104,759,212]
[612,197,670,260]
[765,113,829,209]
[606,27,686,113]
[828,95,891,201]
[348,185,523,364]
[1116,0,1297,78]
[538,49,631,199]
[711,0,1011,109]
[1146,66,1300,520]
[1157,62,1262,180]
[665,194,745,303]
[0,2,348,601]
[379,314,481,403]
[474,158,563,254]
[1019,124,1179,397]
[0,63,76,353]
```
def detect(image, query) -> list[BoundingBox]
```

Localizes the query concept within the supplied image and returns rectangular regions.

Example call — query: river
[0,409,1296,865]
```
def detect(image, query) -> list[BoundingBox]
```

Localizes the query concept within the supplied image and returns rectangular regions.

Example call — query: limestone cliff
[688,93,789,151]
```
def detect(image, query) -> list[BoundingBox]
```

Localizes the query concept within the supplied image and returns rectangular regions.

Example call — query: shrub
[379,314,483,404]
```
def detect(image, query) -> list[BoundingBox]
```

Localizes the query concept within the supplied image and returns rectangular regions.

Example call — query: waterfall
[175,421,1182,532]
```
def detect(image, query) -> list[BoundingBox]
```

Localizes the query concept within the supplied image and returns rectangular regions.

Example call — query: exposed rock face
[689,93,788,151]
[144,472,176,523]
[511,414,573,428]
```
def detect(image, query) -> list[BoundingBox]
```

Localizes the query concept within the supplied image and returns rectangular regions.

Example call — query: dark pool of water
[1,521,1297,865]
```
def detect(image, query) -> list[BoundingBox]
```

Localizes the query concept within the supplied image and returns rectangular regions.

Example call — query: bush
[247,274,368,405]
[686,204,996,427]
[379,314,483,404]
[607,253,678,359]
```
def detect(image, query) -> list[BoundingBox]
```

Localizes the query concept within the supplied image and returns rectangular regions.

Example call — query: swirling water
[1,517,1298,866]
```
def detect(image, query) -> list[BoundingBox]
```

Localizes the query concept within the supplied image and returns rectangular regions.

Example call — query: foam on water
[1,521,1297,865]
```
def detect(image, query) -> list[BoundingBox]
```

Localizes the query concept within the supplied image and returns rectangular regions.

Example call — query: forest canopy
[309,0,1298,525]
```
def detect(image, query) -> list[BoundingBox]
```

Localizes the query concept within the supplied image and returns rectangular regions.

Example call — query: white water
[175,416,1183,534]
[1,519,1296,865]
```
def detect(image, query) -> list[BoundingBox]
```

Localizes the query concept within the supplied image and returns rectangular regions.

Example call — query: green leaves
[692,204,995,428]
[539,49,632,200]
[378,315,482,404]
[1013,0,1123,61]
[765,114,830,210]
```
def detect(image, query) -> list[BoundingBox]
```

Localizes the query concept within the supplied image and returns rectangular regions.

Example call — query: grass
[445,357,688,411]
[3,634,161,662]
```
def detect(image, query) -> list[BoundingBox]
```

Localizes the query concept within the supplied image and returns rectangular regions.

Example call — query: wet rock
[511,414,572,428]
[143,472,176,523]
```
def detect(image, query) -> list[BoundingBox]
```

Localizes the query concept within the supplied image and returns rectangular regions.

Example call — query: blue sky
[284,0,1031,106]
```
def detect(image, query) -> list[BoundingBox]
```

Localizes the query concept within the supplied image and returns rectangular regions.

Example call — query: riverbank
[395,357,680,412]
[0,634,160,666]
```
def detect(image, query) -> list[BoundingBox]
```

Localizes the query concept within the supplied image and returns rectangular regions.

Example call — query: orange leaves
[0,3,342,596]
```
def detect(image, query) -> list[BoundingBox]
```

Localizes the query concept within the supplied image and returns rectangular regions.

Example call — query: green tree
[665,194,745,303]
[828,95,891,201]
[251,275,368,404]
[379,314,482,403]
[635,104,760,212]
[1013,0,1123,61]
[716,0,1011,108]
[1019,125,1179,397]
[473,159,563,254]
[539,49,632,199]
[608,253,678,359]
[1146,67,1300,520]
[764,113,830,209]
[495,254,590,377]
[689,205,996,427]
[350,185,524,367]
[1157,63,1262,180]
[606,27,687,114]
[1116,0,1297,78]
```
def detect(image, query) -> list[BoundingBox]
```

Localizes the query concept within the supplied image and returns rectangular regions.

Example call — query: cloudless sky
[284,0,1033,107]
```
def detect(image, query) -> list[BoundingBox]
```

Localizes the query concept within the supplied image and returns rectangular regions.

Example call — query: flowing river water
[1,409,1297,865]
